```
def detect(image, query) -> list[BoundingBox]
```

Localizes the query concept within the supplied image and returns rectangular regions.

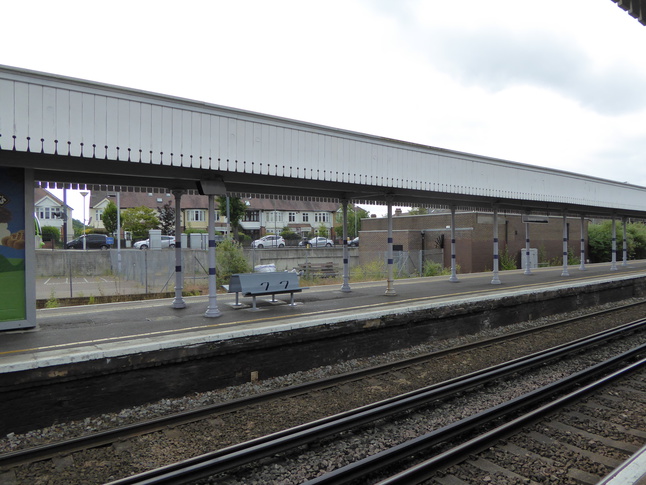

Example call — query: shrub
[499,248,517,271]
[216,238,252,287]
[41,226,60,243]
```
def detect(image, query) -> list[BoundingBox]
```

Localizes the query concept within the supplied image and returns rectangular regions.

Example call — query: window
[186,209,205,222]
[38,207,62,220]
[96,208,104,221]
[266,212,284,223]
[244,210,259,222]
[302,212,309,222]
[315,212,330,223]
[289,212,296,222]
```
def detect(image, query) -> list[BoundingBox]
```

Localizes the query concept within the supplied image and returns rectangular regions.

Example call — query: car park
[134,235,176,249]
[300,236,334,247]
[65,234,112,250]
[251,235,286,248]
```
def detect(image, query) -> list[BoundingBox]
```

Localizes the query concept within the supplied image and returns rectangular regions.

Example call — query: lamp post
[108,192,121,273]
[80,191,88,250]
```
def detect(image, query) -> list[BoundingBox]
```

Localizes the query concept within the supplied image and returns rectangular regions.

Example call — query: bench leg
[269,293,278,303]
[250,295,260,311]
[231,292,243,307]
[288,292,299,307]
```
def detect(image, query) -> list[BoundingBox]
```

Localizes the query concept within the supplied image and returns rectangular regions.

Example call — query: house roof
[34,188,67,208]
[90,191,339,212]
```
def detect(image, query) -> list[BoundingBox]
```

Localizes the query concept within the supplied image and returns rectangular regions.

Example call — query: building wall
[360,212,586,273]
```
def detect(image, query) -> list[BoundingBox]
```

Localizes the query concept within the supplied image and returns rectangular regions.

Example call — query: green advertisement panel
[0,167,26,322]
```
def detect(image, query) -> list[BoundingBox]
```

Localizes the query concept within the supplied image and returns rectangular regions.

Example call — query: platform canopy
[2,64,646,220]
[611,0,646,25]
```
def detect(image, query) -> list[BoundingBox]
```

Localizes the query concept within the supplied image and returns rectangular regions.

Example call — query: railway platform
[2,261,646,374]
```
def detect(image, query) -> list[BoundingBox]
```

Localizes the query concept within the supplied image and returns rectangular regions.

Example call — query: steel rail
[374,355,646,485]
[3,301,640,469]
[104,318,646,484]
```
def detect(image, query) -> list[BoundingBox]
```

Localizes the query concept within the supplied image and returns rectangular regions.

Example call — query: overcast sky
[3,1,645,217]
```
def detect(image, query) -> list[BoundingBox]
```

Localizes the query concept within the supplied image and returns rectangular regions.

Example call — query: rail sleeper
[227,272,308,310]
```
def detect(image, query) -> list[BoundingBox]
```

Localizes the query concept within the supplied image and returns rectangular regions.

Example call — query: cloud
[417,27,646,116]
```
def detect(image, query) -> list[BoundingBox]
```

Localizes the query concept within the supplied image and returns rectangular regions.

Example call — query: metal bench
[225,272,308,310]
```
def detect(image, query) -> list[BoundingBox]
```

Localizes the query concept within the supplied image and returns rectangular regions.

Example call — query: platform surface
[2,261,646,373]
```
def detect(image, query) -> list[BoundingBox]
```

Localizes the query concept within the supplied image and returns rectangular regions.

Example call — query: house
[360,210,587,274]
[34,188,74,241]
[90,191,225,236]
[239,198,339,240]
[89,191,339,240]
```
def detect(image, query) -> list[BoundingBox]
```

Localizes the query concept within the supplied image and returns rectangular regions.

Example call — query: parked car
[251,235,286,248]
[134,235,176,249]
[349,237,359,247]
[65,234,112,250]
[300,236,334,247]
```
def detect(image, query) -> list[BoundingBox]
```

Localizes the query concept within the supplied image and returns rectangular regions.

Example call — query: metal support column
[622,217,628,267]
[205,195,221,317]
[449,207,458,282]
[524,221,532,275]
[385,197,396,296]
[172,189,186,309]
[561,213,570,277]
[579,215,587,271]
[340,200,351,292]
[491,208,501,285]
[611,217,618,271]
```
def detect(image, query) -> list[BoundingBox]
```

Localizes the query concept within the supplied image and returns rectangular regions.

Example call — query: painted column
[622,217,628,267]
[0,167,36,330]
[385,197,396,296]
[204,195,221,317]
[449,207,458,282]
[491,208,501,285]
[172,189,186,309]
[340,200,351,292]
[579,216,587,271]
[524,221,532,275]
[561,214,569,277]
[611,217,618,271]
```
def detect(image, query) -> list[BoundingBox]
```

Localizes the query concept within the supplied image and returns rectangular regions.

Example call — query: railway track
[105,316,646,484]
[2,302,646,484]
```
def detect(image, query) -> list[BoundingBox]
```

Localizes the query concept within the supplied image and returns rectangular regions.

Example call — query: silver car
[251,235,286,248]
[134,235,176,249]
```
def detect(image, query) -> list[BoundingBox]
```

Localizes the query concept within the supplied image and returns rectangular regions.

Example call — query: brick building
[360,210,587,274]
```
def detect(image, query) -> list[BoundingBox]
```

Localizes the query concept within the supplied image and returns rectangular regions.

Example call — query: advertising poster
[0,167,26,322]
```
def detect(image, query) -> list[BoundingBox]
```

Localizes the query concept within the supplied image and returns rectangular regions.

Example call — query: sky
[3,1,645,218]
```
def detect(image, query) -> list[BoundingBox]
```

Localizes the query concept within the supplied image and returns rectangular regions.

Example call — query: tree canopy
[334,204,370,239]
[121,206,160,240]
[588,221,646,262]
[216,196,247,238]
[157,201,175,235]
[102,201,118,236]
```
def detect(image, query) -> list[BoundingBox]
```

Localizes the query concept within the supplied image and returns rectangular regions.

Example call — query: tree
[588,221,646,262]
[72,218,85,236]
[407,207,429,215]
[102,201,118,236]
[216,196,247,239]
[157,201,176,235]
[121,206,160,240]
[334,204,370,239]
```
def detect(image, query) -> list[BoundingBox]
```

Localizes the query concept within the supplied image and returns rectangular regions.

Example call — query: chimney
[395,208,403,216]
